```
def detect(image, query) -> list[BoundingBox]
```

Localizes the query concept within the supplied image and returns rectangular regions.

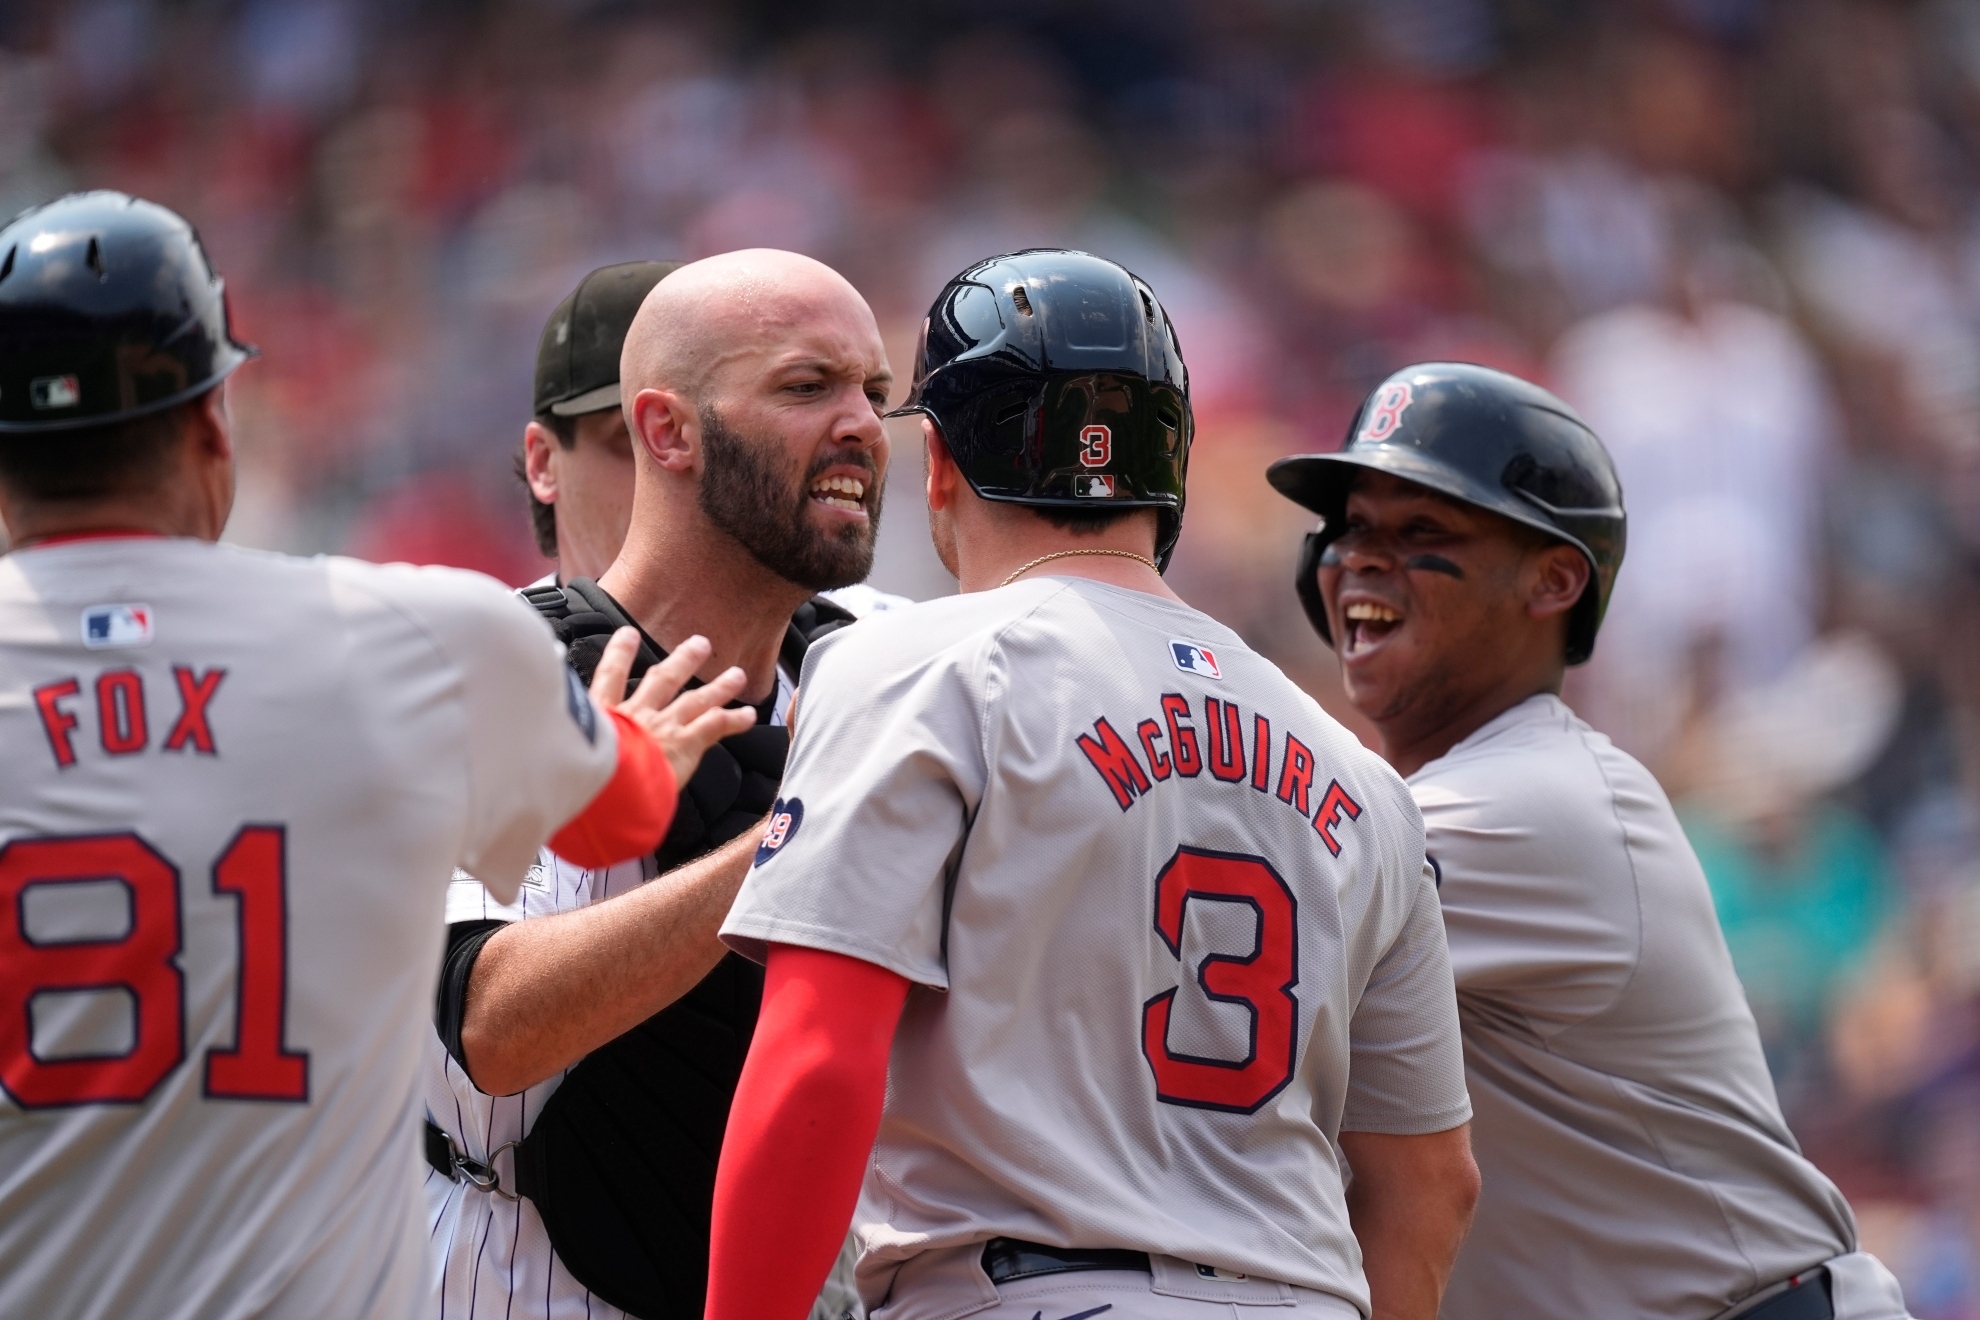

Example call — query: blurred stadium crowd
[3,0,1979,1310]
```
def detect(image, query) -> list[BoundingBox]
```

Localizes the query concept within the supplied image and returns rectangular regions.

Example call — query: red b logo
[1361,383,1413,443]
[1079,425,1112,468]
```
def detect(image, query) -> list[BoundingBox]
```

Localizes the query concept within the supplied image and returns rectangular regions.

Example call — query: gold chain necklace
[998,547,1161,589]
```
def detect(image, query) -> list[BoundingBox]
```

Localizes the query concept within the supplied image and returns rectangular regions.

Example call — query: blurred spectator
[1674,633,1904,1089]
[1551,184,1835,763]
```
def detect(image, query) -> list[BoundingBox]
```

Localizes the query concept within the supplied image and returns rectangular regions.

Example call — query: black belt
[1733,1267,1833,1320]
[981,1238,1151,1284]
[424,1119,521,1202]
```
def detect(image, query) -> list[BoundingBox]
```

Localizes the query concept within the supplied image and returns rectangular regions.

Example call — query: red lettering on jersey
[1250,714,1273,793]
[204,826,308,1101]
[33,679,82,769]
[1136,718,1171,780]
[1076,717,1152,812]
[1141,847,1300,1114]
[1161,694,1202,777]
[95,670,147,755]
[1204,698,1246,783]
[164,666,225,755]
[1274,734,1314,816]
[1313,780,1364,857]
[0,833,185,1107]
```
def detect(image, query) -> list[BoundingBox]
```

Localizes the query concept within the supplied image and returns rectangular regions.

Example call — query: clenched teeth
[1345,602,1402,623]
[810,474,866,512]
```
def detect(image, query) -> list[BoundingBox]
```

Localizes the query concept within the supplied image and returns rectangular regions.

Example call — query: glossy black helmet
[888,248,1193,569]
[1266,362,1626,665]
[0,191,254,434]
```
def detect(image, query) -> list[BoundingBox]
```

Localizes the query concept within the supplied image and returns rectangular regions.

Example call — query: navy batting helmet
[1267,362,1626,665]
[0,191,254,435]
[888,248,1193,569]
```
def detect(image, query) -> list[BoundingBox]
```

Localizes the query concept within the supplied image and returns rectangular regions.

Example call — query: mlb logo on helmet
[1074,474,1115,498]
[754,797,804,866]
[81,603,153,649]
[31,375,80,410]
[1170,640,1221,679]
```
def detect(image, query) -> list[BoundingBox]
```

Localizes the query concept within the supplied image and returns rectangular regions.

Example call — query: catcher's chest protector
[513,579,852,1319]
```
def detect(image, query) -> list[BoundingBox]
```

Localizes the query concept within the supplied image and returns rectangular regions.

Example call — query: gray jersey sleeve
[328,560,620,905]
[1343,848,1472,1135]
[721,625,990,987]
[1415,757,1639,1033]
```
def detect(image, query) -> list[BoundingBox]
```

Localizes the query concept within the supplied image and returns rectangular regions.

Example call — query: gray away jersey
[723,577,1470,1312]
[1422,695,1908,1320]
[0,538,619,1320]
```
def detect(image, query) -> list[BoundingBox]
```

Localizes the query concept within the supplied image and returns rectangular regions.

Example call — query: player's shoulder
[321,553,524,613]
[320,555,548,647]
[804,585,1030,673]
[816,583,915,617]
[1410,694,1663,846]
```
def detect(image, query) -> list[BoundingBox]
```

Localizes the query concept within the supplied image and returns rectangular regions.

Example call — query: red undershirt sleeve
[546,706,679,868]
[706,945,912,1320]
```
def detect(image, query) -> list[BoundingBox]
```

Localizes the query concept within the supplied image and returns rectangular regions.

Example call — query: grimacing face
[690,287,893,591]
[1315,470,1578,730]
[697,402,885,591]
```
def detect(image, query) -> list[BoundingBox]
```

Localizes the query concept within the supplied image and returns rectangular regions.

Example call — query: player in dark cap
[520,261,681,583]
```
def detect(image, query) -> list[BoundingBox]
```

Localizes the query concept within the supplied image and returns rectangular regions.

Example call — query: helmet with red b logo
[1266,362,1626,665]
[887,248,1193,570]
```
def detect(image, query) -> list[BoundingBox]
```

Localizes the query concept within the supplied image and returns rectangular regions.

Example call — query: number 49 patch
[754,798,804,866]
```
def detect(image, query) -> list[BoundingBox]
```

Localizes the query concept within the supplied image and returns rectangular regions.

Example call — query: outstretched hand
[589,628,756,787]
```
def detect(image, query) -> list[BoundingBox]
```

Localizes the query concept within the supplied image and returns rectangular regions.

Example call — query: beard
[696,405,882,592]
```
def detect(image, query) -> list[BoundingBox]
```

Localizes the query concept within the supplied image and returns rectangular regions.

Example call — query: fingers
[650,664,749,729]
[588,628,640,707]
[658,696,758,787]
[621,635,713,715]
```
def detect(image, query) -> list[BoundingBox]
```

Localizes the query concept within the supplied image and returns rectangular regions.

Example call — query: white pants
[868,1245,1362,1320]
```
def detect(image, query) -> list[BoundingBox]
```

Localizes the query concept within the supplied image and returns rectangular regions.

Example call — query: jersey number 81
[0,828,308,1109]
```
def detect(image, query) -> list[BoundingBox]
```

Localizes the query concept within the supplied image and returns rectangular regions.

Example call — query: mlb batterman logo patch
[81,603,153,649]
[1170,640,1221,679]
[755,798,804,866]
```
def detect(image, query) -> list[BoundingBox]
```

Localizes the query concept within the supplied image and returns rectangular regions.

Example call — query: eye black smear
[1405,554,1464,578]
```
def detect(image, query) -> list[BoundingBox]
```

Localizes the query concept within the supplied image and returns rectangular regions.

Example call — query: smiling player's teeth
[1345,602,1401,622]
[809,475,866,511]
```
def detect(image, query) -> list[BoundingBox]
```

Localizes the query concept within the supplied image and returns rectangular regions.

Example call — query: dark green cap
[533,261,681,418]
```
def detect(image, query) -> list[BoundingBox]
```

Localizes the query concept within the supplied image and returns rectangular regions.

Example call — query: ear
[186,383,235,464]
[627,387,697,473]
[1526,542,1591,621]
[923,418,961,512]
[521,420,560,504]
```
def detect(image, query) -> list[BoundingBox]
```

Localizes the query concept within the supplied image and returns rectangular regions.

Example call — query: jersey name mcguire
[1075,681,1364,857]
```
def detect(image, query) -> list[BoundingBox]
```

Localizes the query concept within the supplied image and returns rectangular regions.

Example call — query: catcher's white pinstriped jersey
[424,576,904,1320]
[425,850,661,1320]
[422,678,810,1320]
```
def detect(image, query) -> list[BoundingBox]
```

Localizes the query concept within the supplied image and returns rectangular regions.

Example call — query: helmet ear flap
[1295,529,1336,650]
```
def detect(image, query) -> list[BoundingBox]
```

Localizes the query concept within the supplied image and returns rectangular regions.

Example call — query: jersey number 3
[1141,846,1298,1114]
[0,828,308,1108]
